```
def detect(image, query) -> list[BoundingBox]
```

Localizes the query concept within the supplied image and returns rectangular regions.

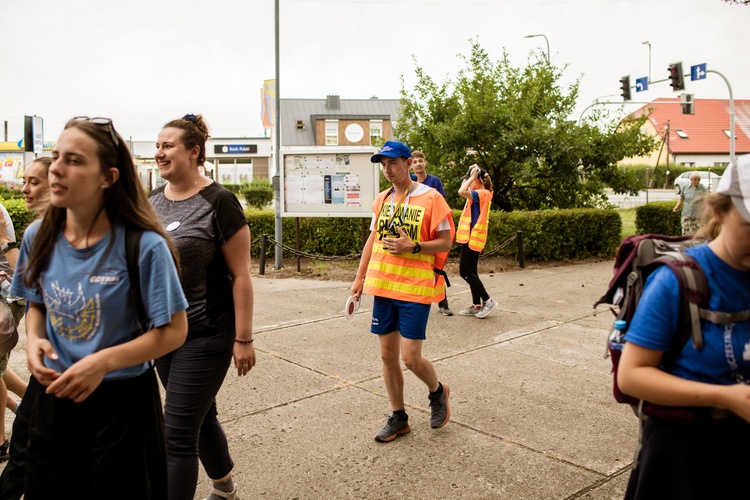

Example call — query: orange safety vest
[363,186,455,304]
[456,189,491,252]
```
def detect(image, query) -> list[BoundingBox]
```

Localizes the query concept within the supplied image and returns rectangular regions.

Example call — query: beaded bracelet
[234,338,254,344]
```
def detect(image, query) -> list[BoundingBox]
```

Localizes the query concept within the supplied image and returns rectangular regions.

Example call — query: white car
[673,171,722,195]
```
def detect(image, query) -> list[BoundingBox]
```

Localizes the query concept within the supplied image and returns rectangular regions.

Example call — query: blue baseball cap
[371,141,412,163]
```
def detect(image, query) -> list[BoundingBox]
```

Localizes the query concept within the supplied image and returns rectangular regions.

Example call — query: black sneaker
[438,305,454,316]
[429,384,451,429]
[374,413,411,442]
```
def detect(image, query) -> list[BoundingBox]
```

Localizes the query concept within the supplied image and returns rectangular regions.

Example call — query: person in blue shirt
[618,156,750,499]
[10,117,188,499]
[410,150,453,316]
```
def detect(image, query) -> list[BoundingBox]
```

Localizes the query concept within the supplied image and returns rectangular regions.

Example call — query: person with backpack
[9,117,189,498]
[618,156,750,499]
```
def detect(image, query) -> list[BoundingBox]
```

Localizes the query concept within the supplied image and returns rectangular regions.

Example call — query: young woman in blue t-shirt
[10,117,188,499]
[619,156,750,499]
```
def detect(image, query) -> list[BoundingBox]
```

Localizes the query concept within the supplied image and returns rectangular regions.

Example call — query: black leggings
[156,326,235,500]
[459,245,489,305]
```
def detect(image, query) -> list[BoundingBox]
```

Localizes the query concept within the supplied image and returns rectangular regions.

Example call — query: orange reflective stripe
[456,191,491,251]
[364,188,452,304]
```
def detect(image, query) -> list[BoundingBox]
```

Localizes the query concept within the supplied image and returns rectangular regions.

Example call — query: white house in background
[620,97,750,167]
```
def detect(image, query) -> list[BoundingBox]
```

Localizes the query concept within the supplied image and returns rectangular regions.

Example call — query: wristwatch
[412,242,421,254]
[1,242,17,255]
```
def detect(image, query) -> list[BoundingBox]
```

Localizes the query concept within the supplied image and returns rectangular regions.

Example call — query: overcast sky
[0,0,747,144]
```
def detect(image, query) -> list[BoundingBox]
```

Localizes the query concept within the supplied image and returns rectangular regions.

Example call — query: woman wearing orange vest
[457,164,497,318]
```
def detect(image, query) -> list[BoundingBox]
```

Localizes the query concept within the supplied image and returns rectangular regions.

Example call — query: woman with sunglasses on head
[151,114,254,500]
[8,117,189,499]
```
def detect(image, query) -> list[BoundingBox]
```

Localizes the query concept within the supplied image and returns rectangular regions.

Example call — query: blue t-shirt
[626,244,750,385]
[10,221,188,381]
[410,174,446,197]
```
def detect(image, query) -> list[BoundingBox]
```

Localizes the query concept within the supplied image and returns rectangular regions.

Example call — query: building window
[370,120,383,144]
[680,162,695,167]
[325,120,338,145]
[675,129,689,139]
[714,162,729,167]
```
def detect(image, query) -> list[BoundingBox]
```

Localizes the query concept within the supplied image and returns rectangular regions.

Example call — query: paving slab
[2,258,642,499]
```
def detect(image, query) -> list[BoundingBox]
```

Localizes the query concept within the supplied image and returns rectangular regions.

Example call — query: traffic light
[681,93,695,115]
[668,62,685,91]
[620,75,632,101]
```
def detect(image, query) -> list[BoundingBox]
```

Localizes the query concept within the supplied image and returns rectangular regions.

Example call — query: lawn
[618,208,637,240]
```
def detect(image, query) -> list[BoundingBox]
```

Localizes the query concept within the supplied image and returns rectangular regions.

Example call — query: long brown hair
[694,192,732,241]
[24,118,180,287]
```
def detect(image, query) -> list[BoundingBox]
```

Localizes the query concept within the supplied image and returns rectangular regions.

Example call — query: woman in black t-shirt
[151,114,255,500]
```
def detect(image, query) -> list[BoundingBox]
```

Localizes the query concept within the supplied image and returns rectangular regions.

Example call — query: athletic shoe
[374,413,411,442]
[204,483,238,500]
[438,305,454,316]
[458,305,480,316]
[476,299,497,319]
[429,383,451,429]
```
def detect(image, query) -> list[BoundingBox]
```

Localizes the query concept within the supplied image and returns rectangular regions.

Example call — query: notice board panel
[280,147,380,217]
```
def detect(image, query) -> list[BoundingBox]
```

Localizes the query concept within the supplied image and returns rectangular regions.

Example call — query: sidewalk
[4,259,637,499]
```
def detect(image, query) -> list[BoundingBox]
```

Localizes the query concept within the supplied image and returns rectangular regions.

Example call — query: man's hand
[381,227,414,254]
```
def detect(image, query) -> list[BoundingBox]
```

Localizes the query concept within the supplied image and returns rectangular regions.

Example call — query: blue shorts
[370,296,431,340]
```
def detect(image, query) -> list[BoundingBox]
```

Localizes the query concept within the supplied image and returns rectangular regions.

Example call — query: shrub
[635,201,681,235]
[246,207,622,262]
[2,198,39,241]
[242,180,273,209]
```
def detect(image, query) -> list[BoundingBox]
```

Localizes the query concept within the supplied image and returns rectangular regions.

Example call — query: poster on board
[280,147,380,217]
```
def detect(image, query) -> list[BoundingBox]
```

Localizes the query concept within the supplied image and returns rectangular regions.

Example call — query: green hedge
[3,198,39,242]
[242,180,273,209]
[635,201,681,235]
[3,198,623,262]
[246,208,622,262]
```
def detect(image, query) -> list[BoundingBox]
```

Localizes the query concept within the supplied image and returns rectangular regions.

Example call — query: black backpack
[594,234,750,421]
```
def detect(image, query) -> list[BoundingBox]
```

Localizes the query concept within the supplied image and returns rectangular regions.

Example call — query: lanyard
[387,182,413,231]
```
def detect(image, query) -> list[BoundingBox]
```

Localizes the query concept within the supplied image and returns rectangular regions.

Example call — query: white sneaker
[458,305,480,316]
[476,299,497,319]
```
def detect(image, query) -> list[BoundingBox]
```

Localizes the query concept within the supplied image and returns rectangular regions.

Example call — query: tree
[396,41,657,211]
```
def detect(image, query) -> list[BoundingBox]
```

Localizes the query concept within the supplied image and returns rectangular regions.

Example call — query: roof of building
[280,96,401,146]
[628,98,750,155]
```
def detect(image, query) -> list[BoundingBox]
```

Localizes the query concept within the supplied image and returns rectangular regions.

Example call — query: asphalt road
[604,188,678,208]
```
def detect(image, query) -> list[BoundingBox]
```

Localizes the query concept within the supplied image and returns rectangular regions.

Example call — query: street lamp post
[642,41,651,83]
[524,34,550,63]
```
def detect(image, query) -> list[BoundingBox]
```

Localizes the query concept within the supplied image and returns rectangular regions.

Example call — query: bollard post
[516,231,525,269]
[295,217,301,273]
[259,234,267,275]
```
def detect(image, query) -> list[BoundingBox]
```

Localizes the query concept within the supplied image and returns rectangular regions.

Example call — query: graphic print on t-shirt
[46,281,101,341]
[375,202,425,242]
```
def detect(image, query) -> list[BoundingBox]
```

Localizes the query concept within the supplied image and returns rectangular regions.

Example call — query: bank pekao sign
[214,144,258,154]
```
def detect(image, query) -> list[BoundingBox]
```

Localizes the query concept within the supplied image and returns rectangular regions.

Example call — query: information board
[280,147,380,217]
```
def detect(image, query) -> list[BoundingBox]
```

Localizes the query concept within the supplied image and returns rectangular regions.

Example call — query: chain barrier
[252,231,523,264]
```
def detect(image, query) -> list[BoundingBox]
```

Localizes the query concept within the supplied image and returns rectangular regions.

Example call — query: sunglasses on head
[71,116,119,149]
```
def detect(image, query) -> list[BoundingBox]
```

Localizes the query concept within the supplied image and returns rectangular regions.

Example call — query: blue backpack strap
[125,226,146,334]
